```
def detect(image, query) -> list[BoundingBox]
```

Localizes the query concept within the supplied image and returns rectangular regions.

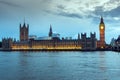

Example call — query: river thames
[0,51,120,80]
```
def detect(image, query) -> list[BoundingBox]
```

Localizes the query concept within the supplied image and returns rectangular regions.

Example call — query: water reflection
[99,52,106,70]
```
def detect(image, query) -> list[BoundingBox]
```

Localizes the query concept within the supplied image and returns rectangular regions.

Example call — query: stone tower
[99,16,105,48]
[20,22,29,41]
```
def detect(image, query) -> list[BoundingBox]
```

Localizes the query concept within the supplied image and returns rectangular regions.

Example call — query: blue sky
[0,0,120,43]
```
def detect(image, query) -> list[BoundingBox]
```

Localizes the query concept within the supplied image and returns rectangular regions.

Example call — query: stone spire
[49,24,53,37]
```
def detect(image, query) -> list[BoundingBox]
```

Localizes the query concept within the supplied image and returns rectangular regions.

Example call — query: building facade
[10,32,96,50]
[81,33,96,50]
[2,38,13,50]
[2,26,97,50]
[2,21,99,51]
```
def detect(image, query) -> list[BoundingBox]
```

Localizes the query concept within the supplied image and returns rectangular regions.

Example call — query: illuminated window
[101,46,104,49]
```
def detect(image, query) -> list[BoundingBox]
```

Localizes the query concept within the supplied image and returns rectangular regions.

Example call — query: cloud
[0,0,22,8]
[89,0,120,23]
[58,11,82,19]
[105,6,120,17]
[0,0,26,19]
[57,5,65,10]
[0,0,120,21]
[103,0,120,11]
[46,4,83,19]
[41,0,109,19]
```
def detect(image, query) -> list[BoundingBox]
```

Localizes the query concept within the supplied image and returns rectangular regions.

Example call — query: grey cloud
[0,0,50,18]
[43,0,120,21]
[58,12,82,19]
[64,0,71,2]
[93,0,120,17]
[105,6,120,17]
[94,6,104,16]
[43,3,83,19]
[44,9,83,19]
[91,5,120,24]
[57,5,65,10]
[1,0,120,21]
[93,4,120,17]
[85,0,100,8]
[0,0,22,8]
[105,0,120,4]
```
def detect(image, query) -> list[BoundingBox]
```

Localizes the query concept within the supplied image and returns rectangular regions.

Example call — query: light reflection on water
[0,51,120,80]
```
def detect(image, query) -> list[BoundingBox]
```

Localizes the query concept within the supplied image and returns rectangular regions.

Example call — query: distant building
[111,36,120,51]
[29,35,37,40]
[97,17,106,49]
[110,38,116,47]
[36,37,52,40]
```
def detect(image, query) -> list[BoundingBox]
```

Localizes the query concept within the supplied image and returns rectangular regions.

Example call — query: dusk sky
[0,0,120,43]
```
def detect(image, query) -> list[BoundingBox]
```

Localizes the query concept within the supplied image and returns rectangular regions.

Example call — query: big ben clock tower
[99,16,105,48]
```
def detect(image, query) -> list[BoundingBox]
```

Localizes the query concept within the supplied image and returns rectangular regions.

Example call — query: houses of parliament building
[2,17,106,51]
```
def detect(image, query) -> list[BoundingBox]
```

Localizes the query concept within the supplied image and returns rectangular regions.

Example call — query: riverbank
[0,48,112,52]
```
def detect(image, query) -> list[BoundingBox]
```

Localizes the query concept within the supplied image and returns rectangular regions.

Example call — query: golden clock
[100,26,104,29]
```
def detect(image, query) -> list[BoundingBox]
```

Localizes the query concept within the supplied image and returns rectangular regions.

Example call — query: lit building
[2,22,97,51]
[97,17,106,49]
[29,32,96,50]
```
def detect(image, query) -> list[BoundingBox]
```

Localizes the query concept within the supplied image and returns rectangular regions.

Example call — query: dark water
[0,51,120,80]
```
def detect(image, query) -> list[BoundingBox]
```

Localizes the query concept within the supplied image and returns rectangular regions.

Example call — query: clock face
[100,26,104,29]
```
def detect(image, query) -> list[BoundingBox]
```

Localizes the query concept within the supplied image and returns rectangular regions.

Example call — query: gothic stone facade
[2,33,97,50]
[2,22,97,50]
